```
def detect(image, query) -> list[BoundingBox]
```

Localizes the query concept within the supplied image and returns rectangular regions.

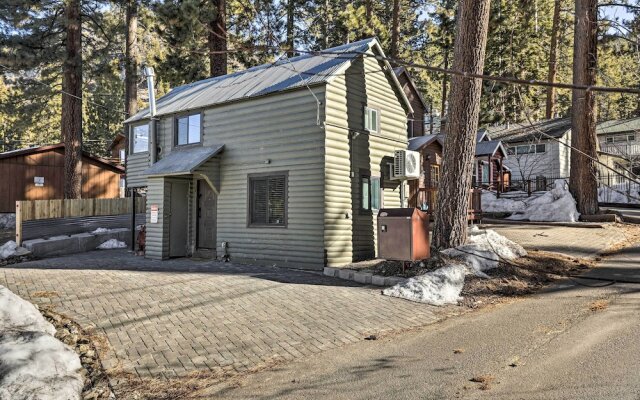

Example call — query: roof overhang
[143,145,224,177]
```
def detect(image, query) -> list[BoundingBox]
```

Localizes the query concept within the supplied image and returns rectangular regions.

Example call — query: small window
[627,134,636,142]
[430,164,441,186]
[535,144,546,153]
[132,123,149,153]
[361,175,382,211]
[248,173,287,227]
[364,106,379,132]
[176,113,201,145]
[606,137,614,144]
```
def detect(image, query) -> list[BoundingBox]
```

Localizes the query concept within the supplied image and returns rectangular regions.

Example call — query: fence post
[15,201,22,246]
[527,180,532,197]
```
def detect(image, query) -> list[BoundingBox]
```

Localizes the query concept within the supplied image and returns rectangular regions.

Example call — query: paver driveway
[0,250,439,381]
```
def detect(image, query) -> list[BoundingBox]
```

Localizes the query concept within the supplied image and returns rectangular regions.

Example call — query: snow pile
[0,241,18,259]
[97,239,126,249]
[483,180,580,222]
[0,286,83,400]
[383,228,527,306]
[91,227,110,234]
[0,213,15,229]
[598,183,640,204]
[0,287,55,335]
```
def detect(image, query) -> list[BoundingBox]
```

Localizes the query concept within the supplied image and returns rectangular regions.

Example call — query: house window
[176,113,201,145]
[132,123,149,153]
[535,144,546,153]
[430,164,441,186]
[364,106,379,132]
[248,173,287,227]
[606,137,614,144]
[515,144,545,155]
[361,175,382,211]
[628,134,636,142]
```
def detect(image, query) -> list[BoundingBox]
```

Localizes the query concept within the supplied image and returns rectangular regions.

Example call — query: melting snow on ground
[0,286,83,400]
[0,241,18,259]
[97,239,127,250]
[598,183,640,204]
[91,227,111,234]
[383,227,527,306]
[482,179,580,222]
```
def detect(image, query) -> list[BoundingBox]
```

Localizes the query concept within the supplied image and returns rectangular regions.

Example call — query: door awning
[143,144,224,177]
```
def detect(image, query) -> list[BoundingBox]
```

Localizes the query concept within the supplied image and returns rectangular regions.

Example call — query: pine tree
[433,0,491,249]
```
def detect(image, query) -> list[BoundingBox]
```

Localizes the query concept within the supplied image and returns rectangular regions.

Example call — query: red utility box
[377,208,430,261]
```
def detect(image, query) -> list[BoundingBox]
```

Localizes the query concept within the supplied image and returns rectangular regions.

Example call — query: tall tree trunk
[125,0,138,117]
[432,0,491,249]
[545,0,561,119]
[440,48,449,131]
[365,0,372,22]
[322,0,329,48]
[62,0,82,199]
[209,0,227,77]
[569,0,599,215]
[286,0,295,57]
[390,0,400,58]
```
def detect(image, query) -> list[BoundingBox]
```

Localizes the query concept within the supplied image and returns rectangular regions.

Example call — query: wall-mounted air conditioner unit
[393,150,420,180]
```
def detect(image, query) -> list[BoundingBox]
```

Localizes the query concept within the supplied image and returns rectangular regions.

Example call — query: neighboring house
[108,133,127,165]
[473,129,510,190]
[597,117,640,175]
[0,144,124,213]
[394,67,428,138]
[407,134,444,210]
[123,38,413,269]
[486,118,573,180]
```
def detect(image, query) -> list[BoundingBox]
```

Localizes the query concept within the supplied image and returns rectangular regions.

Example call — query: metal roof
[486,118,572,143]
[0,143,123,172]
[475,140,507,157]
[142,145,224,177]
[125,38,411,123]
[408,134,443,151]
[596,117,640,135]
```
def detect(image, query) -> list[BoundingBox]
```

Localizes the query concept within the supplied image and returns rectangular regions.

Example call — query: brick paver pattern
[0,250,438,379]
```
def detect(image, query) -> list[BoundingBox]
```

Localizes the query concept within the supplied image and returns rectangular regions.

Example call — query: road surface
[209,245,640,399]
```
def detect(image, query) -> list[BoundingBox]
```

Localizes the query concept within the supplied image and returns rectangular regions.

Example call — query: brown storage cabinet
[377,208,430,261]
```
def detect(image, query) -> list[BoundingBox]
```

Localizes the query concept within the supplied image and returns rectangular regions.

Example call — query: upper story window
[176,113,201,146]
[364,106,379,133]
[513,143,546,155]
[132,123,149,153]
[606,136,614,144]
[627,134,636,142]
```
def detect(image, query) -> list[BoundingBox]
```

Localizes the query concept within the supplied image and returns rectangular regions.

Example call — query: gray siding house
[124,38,413,270]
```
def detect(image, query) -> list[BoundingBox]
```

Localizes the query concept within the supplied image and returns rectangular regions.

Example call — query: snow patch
[91,227,110,234]
[0,286,83,400]
[0,213,15,229]
[97,239,126,249]
[0,241,18,259]
[383,228,527,306]
[483,180,580,222]
[598,183,640,204]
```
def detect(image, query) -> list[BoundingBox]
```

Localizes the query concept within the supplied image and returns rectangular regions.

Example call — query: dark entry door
[169,181,189,257]
[197,180,217,250]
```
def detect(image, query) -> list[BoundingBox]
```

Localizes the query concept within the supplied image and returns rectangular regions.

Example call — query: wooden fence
[16,197,146,245]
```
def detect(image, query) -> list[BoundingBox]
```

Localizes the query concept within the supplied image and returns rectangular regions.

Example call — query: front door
[197,180,217,250]
[169,181,189,257]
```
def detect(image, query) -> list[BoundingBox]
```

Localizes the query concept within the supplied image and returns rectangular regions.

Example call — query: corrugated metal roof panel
[125,39,377,123]
[475,140,506,157]
[142,145,224,177]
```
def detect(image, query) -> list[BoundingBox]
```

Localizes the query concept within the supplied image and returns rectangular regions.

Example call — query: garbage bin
[377,208,430,261]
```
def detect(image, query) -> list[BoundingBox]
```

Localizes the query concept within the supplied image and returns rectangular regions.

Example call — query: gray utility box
[377,208,430,261]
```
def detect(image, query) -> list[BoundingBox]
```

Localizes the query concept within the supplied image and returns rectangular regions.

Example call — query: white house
[485,118,572,181]
[597,117,640,175]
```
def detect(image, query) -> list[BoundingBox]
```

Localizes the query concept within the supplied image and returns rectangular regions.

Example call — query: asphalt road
[209,246,640,400]
[605,206,640,219]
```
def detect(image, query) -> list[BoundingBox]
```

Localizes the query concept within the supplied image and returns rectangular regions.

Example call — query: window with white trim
[176,113,201,145]
[132,123,149,153]
[364,106,379,132]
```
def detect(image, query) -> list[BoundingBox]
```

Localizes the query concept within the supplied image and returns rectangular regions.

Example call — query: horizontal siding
[126,152,150,188]
[201,88,326,270]
[324,53,408,266]
[145,177,170,259]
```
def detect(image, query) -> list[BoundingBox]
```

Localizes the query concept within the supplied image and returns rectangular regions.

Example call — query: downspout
[144,66,158,164]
